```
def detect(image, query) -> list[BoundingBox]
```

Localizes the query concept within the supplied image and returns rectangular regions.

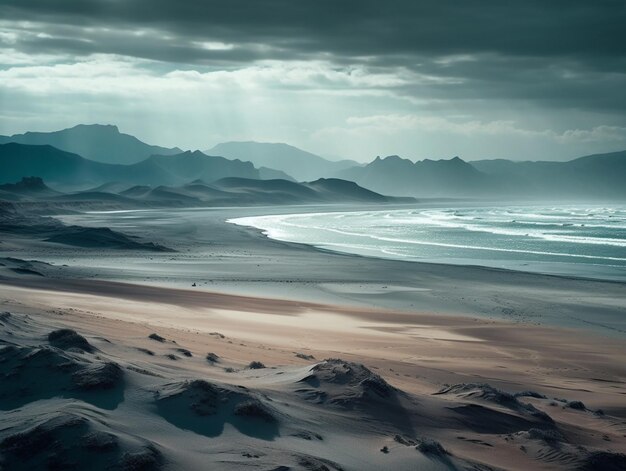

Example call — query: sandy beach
[2,2,625,468]
[1,204,625,470]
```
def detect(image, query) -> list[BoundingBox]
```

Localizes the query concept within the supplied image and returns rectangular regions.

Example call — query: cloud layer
[1,1,625,160]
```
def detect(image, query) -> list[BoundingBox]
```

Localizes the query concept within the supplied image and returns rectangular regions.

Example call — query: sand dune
[1,279,625,470]
[0,202,172,252]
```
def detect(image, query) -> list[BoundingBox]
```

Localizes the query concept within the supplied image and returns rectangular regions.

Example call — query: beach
[2,2,624,468]
[1,204,625,470]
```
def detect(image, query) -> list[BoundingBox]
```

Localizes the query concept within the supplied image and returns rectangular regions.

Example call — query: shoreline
[231,216,626,287]
[6,203,625,337]
[56,201,626,283]
[1,203,625,470]
[226,206,626,283]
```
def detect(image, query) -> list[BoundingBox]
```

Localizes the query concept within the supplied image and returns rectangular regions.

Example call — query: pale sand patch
[1,280,626,470]
[1,280,624,405]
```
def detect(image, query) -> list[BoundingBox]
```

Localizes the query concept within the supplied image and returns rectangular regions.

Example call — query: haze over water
[231,205,626,281]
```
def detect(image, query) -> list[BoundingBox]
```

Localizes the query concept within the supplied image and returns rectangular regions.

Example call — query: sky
[0,1,625,162]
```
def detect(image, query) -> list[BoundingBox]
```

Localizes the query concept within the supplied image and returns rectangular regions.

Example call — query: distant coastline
[229,204,626,282]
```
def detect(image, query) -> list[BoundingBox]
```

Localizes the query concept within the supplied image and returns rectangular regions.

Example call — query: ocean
[230,204,626,281]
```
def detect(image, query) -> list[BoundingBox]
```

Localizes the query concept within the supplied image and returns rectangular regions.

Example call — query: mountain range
[207,141,359,181]
[337,155,494,198]
[0,124,183,165]
[338,152,626,199]
[472,151,626,199]
[0,124,624,200]
[0,176,412,208]
[0,144,263,189]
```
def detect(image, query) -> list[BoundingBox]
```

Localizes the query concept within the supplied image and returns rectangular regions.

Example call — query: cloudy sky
[1,1,625,162]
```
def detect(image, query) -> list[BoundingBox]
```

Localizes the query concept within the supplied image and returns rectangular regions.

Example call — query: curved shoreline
[12,204,625,338]
[227,207,626,283]
[232,218,626,286]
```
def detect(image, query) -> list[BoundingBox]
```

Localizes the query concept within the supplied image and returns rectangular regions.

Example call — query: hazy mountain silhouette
[3,134,624,199]
[0,176,61,201]
[210,177,410,204]
[0,124,182,164]
[140,151,259,183]
[258,166,295,181]
[0,175,413,208]
[0,143,132,187]
[207,141,359,181]
[306,178,400,202]
[337,155,494,198]
[473,150,626,198]
[0,144,260,188]
[337,151,626,199]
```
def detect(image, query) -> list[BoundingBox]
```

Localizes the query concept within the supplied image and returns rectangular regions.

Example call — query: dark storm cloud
[1,0,625,112]
[2,1,625,63]
[391,54,626,112]
[8,27,269,67]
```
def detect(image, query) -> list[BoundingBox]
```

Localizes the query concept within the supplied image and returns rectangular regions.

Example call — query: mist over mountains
[0,175,411,209]
[0,144,260,188]
[337,155,493,198]
[1,124,625,200]
[0,124,182,165]
[338,152,626,199]
[207,141,360,181]
[472,152,626,199]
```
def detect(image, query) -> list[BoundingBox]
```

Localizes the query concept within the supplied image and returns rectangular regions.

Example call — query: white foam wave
[228,204,626,266]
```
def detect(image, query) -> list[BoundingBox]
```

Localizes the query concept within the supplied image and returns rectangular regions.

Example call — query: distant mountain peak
[177,150,202,157]
[207,141,358,181]
[433,156,467,165]
[17,176,46,189]
[20,123,120,136]
[0,175,59,196]
[0,143,261,188]
[72,123,119,132]
[374,155,412,166]
[219,140,299,150]
[0,124,181,165]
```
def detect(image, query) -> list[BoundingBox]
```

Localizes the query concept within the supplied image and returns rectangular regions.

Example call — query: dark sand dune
[0,204,172,252]
[0,257,50,277]
[436,383,554,422]
[48,328,95,353]
[0,306,624,470]
[45,226,173,251]
[297,359,401,407]
[0,176,61,198]
[156,379,280,440]
[0,409,163,471]
[0,344,124,411]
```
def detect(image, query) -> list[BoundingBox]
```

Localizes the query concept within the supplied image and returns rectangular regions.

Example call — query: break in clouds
[1,0,625,160]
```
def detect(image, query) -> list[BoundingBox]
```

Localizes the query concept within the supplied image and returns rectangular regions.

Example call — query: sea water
[230,205,626,281]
